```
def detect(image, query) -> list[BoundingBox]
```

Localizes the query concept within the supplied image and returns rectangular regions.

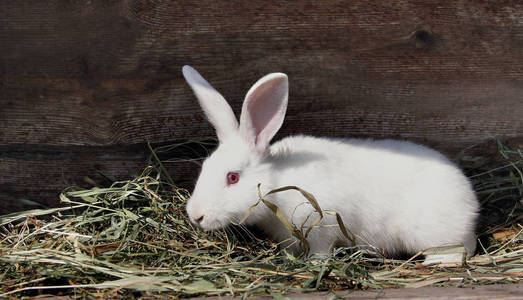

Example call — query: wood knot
[414,29,434,49]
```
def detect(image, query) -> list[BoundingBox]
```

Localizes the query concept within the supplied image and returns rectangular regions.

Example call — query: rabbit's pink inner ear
[182,66,239,142]
[240,73,288,153]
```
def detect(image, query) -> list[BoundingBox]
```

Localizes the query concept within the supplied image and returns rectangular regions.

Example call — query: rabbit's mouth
[195,215,231,232]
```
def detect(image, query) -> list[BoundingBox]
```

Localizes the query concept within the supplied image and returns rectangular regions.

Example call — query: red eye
[227,172,239,185]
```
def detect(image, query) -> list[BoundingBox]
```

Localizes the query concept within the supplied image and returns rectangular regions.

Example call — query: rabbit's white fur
[183,65,479,261]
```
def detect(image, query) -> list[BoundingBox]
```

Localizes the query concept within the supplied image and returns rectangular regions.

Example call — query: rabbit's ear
[239,72,288,153]
[182,65,239,142]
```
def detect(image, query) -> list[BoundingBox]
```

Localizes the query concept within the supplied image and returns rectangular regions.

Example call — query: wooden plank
[0,142,205,211]
[1,0,521,147]
[28,283,523,300]
[187,283,523,300]
[1,0,522,212]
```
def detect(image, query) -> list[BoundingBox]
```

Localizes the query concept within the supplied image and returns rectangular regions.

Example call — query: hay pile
[1,140,522,298]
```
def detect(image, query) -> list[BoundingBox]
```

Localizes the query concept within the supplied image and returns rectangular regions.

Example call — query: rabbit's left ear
[182,65,239,142]
[239,72,288,154]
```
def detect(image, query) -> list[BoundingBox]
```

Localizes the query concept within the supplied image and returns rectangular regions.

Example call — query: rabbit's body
[257,135,478,257]
[182,65,479,263]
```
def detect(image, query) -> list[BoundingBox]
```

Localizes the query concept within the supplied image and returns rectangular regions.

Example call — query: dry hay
[1,139,521,298]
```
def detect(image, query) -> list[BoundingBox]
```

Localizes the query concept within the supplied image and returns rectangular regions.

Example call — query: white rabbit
[182,65,479,264]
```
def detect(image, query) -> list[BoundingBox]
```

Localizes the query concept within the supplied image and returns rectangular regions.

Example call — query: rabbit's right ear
[239,72,288,154]
[182,66,239,142]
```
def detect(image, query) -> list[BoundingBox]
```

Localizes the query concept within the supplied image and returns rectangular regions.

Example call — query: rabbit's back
[267,135,478,256]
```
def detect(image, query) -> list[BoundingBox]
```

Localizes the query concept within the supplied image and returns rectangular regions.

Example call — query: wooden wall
[1,0,522,213]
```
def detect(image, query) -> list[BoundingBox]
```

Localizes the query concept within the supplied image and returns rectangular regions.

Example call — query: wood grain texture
[0,142,206,212]
[1,0,522,212]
